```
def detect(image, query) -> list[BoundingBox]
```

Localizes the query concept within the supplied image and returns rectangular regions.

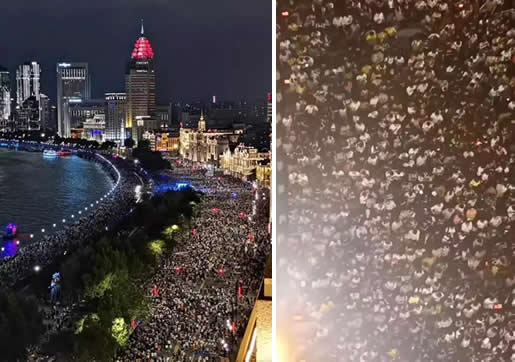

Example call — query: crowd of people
[0,152,142,288]
[117,163,271,362]
[277,0,515,360]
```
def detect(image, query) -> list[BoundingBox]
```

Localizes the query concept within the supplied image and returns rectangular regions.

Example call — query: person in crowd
[116,161,271,361]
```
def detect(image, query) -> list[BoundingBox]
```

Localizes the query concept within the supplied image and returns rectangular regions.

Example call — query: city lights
[0,9,271,360]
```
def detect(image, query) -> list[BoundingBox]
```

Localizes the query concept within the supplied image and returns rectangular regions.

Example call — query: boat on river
[43,149,58,157]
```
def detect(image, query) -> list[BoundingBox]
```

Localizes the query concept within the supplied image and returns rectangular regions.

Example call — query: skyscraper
[125,20,156,142]
[56,62,91,137]
[17,96,40,131]
[16,61,41,105]
[0,66,11,127]
[105,92,126,143]
[39,93,50,130]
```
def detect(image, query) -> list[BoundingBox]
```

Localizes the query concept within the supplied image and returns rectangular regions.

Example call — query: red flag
[248,233,254,242]
[238,286,243,298]
[153,284,159,297]
[131,319,137,329]
[193,229,197,236]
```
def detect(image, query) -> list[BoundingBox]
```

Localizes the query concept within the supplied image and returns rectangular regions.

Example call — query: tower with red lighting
[125,19,156,142]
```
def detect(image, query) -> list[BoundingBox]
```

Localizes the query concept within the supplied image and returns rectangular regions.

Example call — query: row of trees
[131,139,171,171]
[40,188,200,361]
[0,291,43,361]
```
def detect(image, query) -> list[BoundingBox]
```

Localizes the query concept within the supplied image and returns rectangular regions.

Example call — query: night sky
[0,0,271,105]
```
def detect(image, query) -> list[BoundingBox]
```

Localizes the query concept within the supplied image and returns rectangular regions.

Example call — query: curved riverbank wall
[76,150,121,187]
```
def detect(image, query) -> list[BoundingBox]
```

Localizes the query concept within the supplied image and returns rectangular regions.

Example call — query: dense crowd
[277,0,515,361]
[117,164,271,362]
[0,152,141,287]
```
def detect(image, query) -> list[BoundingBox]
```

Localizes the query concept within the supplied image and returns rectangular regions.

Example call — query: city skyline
[0,1,271,104]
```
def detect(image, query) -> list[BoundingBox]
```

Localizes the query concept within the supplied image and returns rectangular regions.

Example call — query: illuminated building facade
[256,161,271,188]
[126,20,156,142]
[180,111,243,164]
[0,66,10,129]
[105,92,126,142]
[220,144,271,181]
[82,114,105,142]
[16,61,40,105]
[16,96,40,131]
[56,62,91,137]
[237,255,272,362]
[66,99,104,130]
[155,131,180,152]
[39,94,50,131]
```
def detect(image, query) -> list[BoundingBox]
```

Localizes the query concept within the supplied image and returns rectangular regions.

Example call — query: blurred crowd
[277,0,515,360]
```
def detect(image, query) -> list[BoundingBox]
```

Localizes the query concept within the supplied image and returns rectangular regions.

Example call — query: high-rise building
[56,62,91,137]
[170,102,182,126]
[39,93,50,130]
[16,61,41,105]
[105,92,126,143]
[155,104,171,128]
[17,96,40,131]
[66,98,104,131]
[125,20,156,142]
[0,66,11,127]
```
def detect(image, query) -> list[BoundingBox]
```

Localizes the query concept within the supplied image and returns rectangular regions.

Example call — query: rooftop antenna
[141,19,144,35]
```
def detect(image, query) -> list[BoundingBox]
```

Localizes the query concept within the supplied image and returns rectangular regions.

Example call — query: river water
[0,148,113,248]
